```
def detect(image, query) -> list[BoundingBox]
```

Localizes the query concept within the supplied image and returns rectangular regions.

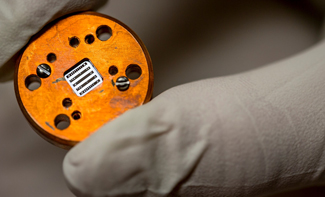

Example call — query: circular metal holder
[14,12,153,149]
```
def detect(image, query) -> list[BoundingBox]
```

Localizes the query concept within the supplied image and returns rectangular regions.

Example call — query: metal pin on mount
[116,76,130,91]
[37,64,51,78]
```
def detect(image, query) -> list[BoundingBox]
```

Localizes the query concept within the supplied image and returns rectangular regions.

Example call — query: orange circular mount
[14,12,154,149]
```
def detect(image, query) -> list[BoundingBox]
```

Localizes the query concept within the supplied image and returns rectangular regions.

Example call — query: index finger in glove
[0,0,107,82]
[63,39,325,196]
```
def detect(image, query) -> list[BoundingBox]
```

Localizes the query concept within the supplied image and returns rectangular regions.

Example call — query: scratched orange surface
[15,12,153,149]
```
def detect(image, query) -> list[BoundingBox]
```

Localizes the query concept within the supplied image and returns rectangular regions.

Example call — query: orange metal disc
[14,12,153,149]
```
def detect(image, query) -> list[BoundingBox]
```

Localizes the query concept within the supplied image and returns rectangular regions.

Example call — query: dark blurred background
[1,0,325,196]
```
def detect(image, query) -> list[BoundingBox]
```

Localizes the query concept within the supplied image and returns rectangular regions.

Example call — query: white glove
[1,0,325,196]
[63,38,325,196]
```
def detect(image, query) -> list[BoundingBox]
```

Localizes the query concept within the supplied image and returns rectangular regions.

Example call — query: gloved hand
[63,38,325,196]
[2,0,325,197]
[0,0,107,82]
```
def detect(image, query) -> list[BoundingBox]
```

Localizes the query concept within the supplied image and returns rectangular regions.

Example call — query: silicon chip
[64,59,103,97]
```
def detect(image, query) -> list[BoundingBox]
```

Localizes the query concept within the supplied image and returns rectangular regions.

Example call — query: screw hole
[85,34,95,44]
[69,37,80,48]
[109,66,118,76]
[47,53,57,63]
[126,64,142,80]
[25,75,41,91]
[72,111,82,120]
[96,25,112,41]
[62,98,72,108]
[54,114,70,130]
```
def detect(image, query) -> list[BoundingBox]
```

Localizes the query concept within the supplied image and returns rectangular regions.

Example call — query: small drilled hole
[62,98,72,108]
[69,37,80,48]
[47,53,57,63]
[96,25,112,41]
[85,34,95,44]
[72,111,82,120]
[126,64,142,80]
[109,66,118,76]
[25,75,41,91]
[54,114,70,130]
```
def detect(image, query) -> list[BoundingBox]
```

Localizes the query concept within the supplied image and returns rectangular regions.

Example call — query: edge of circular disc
[14,11,154,149]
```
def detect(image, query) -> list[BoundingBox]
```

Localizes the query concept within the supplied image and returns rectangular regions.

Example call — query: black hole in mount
[47,53,57,63]
[126,64,142,80]
[96,25,112,41]
[109,66,118,76]
[69,37,80,48]
[54,114,70,130]
[62,98,72,108]
[85,34,95,44]
[72,111,82,120]
[25,75,41,91]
